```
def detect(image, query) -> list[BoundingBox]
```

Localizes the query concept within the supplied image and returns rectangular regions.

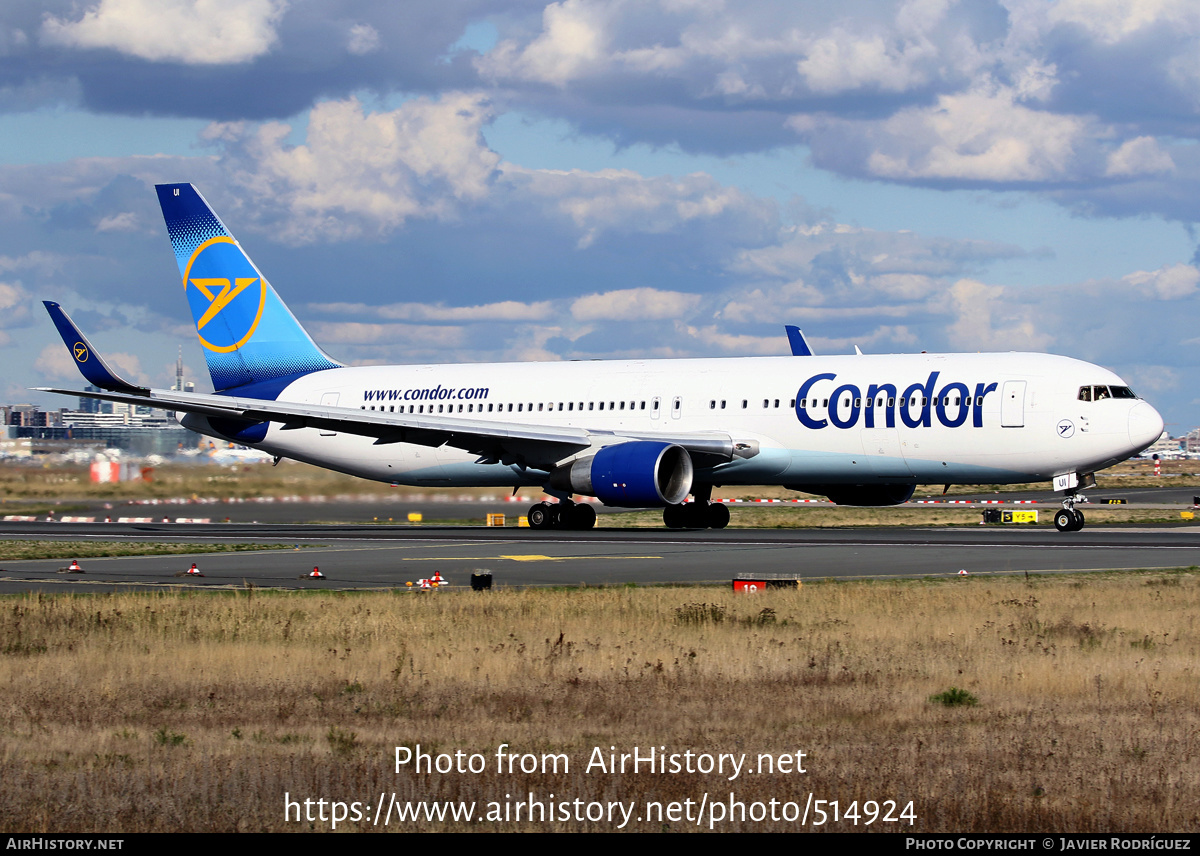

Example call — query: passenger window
[710,400,715,409]
[888,398,895,407]
[721,400,726,409]
[763,399,769,408]
[589,402,594,410]
[742,400,748,409]
[598,402,604,411]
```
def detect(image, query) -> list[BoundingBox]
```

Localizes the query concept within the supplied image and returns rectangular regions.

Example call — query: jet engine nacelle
[788,483,916,507]
[550,441,694,507]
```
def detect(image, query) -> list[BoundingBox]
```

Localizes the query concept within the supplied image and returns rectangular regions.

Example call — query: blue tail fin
[155,183,341,393]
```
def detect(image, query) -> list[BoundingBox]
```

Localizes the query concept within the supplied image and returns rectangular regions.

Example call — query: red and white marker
[430,571,445,587]
[306,567,325,579]
[185,563,203,576]
[958,569,969,576]
[67,559,82,572]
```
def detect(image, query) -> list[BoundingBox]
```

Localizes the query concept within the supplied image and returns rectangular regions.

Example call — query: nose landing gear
[1054,495,1086,532]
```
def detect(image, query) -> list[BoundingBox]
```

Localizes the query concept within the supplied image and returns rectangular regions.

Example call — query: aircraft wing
[36,384,742,471]
[39,303,741,472]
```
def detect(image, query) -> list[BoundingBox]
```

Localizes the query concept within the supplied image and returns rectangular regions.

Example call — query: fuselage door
[1000,381,1026,428]
[320,392,339,436]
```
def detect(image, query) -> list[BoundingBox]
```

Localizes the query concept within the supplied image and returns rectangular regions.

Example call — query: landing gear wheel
[663,504,687,529]
[528,503,551,530]
[569,503,596,530]
[683,502,710,529]
[1071,509,1085,531]
[1054,508,1079,532]
[706,501,730,530]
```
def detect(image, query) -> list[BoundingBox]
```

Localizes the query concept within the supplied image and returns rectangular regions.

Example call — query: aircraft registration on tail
[39,184,1164,532]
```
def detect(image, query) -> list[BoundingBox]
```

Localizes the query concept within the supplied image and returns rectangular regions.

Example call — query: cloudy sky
[4,0,1200,433]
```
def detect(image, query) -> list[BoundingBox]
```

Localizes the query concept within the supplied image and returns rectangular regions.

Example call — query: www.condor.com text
[284,792,916,829]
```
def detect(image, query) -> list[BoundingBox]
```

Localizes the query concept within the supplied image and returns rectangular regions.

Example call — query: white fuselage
[185,351,1164,494]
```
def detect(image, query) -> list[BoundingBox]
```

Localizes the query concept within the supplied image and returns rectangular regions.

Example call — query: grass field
[1,572,1196,832]
[0,541,298,561]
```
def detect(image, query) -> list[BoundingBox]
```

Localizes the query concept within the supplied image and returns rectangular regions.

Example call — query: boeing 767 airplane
[39,184,1164,532]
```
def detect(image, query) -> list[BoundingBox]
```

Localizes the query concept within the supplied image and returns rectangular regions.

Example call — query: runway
[1,519,1198,592]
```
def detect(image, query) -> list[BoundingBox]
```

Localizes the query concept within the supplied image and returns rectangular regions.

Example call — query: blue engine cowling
[549,441,694,507]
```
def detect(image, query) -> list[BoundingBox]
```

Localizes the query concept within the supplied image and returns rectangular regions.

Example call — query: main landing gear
[662,501,730,530]
[528,499,597,531]
[1054,495,1086,532]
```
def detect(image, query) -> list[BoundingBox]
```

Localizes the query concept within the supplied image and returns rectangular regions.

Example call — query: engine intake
[550,441,693,507]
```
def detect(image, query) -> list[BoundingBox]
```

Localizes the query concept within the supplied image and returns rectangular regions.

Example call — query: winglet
[785,325,815,357]
[42,301,149,395]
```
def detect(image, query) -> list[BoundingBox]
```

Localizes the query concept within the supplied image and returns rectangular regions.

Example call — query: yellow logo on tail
[182,236,266,353]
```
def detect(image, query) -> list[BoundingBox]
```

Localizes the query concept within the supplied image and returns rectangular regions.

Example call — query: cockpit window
[1080,384,1138,402]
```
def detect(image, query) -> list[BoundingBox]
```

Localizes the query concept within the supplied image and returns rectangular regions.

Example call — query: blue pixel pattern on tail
[156,183,341,392]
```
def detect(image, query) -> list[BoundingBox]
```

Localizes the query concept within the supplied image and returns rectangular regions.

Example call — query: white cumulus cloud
[571,287,701,321]
[1123,263,1200,300]
[212,93,501,243]
[42,0,287,65]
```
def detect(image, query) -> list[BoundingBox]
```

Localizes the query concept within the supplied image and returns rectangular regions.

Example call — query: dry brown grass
[0,574,1197,832]
[0,541,295,561]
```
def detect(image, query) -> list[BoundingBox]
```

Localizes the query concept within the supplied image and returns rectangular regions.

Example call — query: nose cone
[1128,402,1165,452]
